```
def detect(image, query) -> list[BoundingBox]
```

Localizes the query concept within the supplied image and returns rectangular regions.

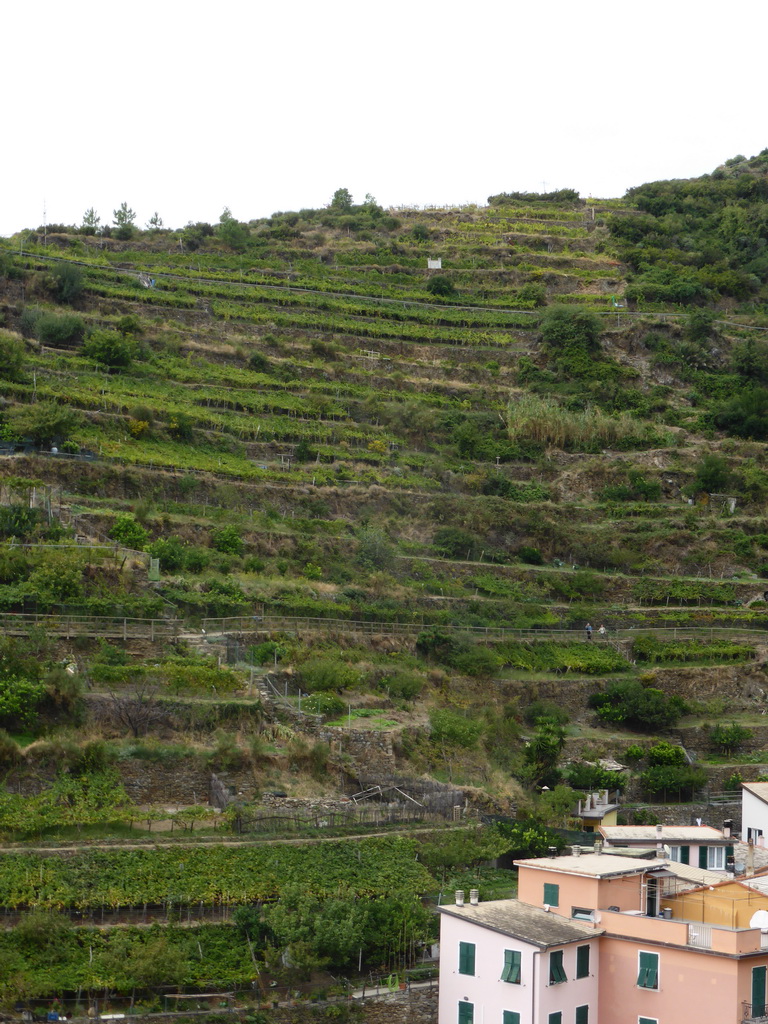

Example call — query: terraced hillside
[3,166,768,1006]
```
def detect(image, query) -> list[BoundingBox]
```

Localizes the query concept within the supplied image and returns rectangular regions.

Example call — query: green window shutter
[548,1014,562,1024]
[726,844,734,861]
[680,845,690,865]
[753,965,767,1017]
[543,883,560,907]
[639,1019,658,1024]
[576,944,590,979]
[459,942,476,976]
[458,1003,474,1024]
[637,951,659,989]
[699,845,708,869]
[575,1006,589,1024]
[503,1013,520,1024]
[549,950,567,984]
[501,950,521,984]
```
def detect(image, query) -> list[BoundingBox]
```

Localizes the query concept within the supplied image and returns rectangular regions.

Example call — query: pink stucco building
[438,848,768,1024]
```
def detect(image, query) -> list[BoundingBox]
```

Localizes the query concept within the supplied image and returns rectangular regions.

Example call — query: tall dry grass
[507,394,651,449]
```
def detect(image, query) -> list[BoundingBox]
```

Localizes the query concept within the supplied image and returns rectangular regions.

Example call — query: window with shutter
[680,845,690,864]
[502,1013,520,1024]
[576,945,590,979]
[549,950,567,985]
[753,965,767,1017]
[501,950,521,984]
[636,951,659,989]
[699,845,708,869]
[548,1014,562,1024]
[543,883,560,907]
[459,942,476,976]
[458,1003,474,1024]
[638,1018,658,1024]
[575,1006,588,1024]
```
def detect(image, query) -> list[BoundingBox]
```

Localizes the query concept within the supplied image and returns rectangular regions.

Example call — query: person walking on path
[598,624,607,637]
[585,622,593,641]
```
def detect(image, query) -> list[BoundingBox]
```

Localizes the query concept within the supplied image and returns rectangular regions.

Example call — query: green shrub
[709,722,752,757]
[539,305,601,351]
[6,402,82,446]
[148,536,186,571]
[639,763,708,800]
[301,693,345,716]
[299,658,361,693]
[430,709,483,748]
[426,275,456,298]
[50,263,84,304]
[83,329,135,369]
[450,645,501,678]
[432,526,481,560]
[109,513,149,549]
[248,640,285,666]
[647,741,686,766]
[523,700,570,726]
[380,671,423,701]
[212,525,245,556]
[588,681,687,731]
[0,333,26,382]
[36,312,85,347]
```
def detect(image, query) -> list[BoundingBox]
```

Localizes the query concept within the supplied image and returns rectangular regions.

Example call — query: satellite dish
[663,844,672,858]
[750,910,768,929]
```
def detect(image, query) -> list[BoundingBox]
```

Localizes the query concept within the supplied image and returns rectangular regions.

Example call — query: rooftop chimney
[594,840,603,856]
[469,889,479,906]
[455,890,465,907]
[572,845,582,857]
[548,846,559,858]
[723,819,733,839]
[747,841,755,879]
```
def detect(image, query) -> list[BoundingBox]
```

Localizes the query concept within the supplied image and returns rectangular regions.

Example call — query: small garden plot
[497,640,629,675]
[325,708,400,730]
[632,637,755,664]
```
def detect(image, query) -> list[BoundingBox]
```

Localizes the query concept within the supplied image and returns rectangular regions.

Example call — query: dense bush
[430,709,483,748]
[0,333,26,381]
[298,658,361,693]
[83,329,135,369]
[588,681,687,731]
[6,402,82,446]
[35,312,85,347]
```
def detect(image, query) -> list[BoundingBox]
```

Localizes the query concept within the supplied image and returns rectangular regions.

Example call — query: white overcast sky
[3,0,767,236]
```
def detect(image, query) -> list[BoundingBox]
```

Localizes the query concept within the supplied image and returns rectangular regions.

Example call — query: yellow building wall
[665,881,768,928]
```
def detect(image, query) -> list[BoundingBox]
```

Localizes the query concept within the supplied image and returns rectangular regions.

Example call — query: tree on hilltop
[331,187,353,211]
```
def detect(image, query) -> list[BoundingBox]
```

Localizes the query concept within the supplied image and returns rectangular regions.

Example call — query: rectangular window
[680,845,690,864]
[503,1013,520,1024]
[458,1003,474,1024]
[548,1014,562,1024]
[571,907,594,921]
[501,950,521,984]
[575,1007,588,1024]
[753,965,766,1018]
[638,1019,658,1024]
[576,944,590,979]
[708,846,725,870]
[637,951,659,990]
[748,828,764,843]
[668,846,681,862]
[549,950,567,985]
[544,883,560,907]
[459,942,476,976]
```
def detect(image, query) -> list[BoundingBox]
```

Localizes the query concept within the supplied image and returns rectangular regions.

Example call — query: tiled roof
[439,899,601,948]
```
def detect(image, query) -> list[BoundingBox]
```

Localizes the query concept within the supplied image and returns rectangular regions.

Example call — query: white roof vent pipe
[455,890,465,907]
[470,889,479,906]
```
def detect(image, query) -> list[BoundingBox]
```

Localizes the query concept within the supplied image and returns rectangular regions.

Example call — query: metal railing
[687,923,712,948]
[0,612,179,640]
[201,616,768,644]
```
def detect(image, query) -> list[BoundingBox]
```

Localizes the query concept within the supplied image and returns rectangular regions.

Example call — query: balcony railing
[687,923,712,948]
[741,1002,768,1022]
